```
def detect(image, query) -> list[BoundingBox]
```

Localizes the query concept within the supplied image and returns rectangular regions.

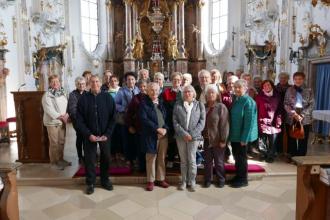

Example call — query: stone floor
[1,124,329,219]
[18,176,296,220]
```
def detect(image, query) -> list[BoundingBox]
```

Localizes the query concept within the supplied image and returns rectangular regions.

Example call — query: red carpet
[73,164,265,178]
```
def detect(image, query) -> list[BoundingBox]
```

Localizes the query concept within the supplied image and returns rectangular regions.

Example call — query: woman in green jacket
[229,79,258,188]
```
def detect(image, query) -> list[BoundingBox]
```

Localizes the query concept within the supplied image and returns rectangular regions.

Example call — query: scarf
[294,85,303,93]
[48,87,65,97]
[263,90,273,97]
[184,101,194,130]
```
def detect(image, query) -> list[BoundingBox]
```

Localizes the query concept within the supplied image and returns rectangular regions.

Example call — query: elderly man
[101,70,113,92]
[67,76,87,164]
[195,69,211,104]
[77,75,116,195]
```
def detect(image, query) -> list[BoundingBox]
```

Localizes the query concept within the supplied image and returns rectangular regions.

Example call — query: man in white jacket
[42,74,69,170]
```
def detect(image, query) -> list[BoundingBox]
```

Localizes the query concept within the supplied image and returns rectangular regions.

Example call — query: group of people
[41,68,314,195]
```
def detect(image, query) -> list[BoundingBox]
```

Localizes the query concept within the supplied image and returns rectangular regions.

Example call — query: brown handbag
[289,120,305,139]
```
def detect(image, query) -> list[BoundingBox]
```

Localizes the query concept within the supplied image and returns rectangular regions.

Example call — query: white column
[196,0,204,60]
[124,0,133,59]
[106,0,114,60]
[172,2,178,38]
[177,0,186,58]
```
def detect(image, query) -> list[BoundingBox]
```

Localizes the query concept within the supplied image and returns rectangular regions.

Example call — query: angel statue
[132,31,144,60]
[167,33,179,60]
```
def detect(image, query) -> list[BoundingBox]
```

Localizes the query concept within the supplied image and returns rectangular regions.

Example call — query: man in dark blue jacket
[76,75,116,195]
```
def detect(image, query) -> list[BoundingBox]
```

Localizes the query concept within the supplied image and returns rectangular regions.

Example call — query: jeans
[231,142,248,182]
[176,138,199,185]
[83,139,111,185]
[259,133,279,160]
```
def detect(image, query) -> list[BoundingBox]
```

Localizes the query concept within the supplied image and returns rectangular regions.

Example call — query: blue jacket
[229,94,258,143]
[139,96,168,154]
[76,91,116,140]
[115,86,140,113]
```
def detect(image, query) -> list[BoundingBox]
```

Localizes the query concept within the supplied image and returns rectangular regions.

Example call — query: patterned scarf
[48,87,65,97]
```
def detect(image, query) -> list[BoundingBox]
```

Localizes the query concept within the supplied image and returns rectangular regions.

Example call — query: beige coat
[42,91,68,126]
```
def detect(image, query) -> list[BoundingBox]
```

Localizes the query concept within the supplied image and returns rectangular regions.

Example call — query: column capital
[197,0,205,8]
[124,0,134,6]
[105,0,112,8]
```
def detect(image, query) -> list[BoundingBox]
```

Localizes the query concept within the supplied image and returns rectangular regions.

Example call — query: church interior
[0,0,330,219]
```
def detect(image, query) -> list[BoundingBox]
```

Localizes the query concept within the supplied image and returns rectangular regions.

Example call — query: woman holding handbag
[284,72,314,158]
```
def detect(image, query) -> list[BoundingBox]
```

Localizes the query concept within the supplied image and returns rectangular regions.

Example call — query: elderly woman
[162,72,183,168]
[284,72,314,158]
[138,69,150,82]
[126,79,148,171]
[221,75,239,109]
[210,69,226,94]
[276,72,291,100]
[140,82,169,191]
[203,84,229,188]
[82,70,92,91]
[173,85,205,191]
[229,79,258,188]
[153,72,165,94]
[253,75,262,93]
[115,72,140,167]
[182,73,193,87]
[67,76,87,164]
[195,69,211,104]
[42,74,70,170]
[255,80,282,163]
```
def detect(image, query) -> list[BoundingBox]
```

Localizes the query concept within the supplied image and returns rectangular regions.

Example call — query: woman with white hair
[182,73,193,87]
[173,85,205,191]
[202,84,229,188]
[153,72,165,94]
[67,76,87,165]
[229,79,258,188]
[138,69,150,82]
[221,75,239,109]
[276,72,291,100]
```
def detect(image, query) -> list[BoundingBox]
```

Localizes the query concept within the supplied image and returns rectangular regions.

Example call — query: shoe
[178,183,186,191]
[86,185,94,195]
[226,176,238,185]
[101,182,113,191]
[166,161,174,168]
[155,180,169,188]
[230,181,248,188]
[146,182,154,191]
[265,157,274,163]
[204,181,211,188]
[189,184,197,192]
[217,182,225,188]
[53,162,65,170]
[58,159,72,167]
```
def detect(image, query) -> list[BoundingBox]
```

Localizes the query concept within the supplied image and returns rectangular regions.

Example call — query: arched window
[210,0,228,52]
[80,0,99,52]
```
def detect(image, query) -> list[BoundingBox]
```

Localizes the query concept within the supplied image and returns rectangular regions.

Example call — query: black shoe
[265,157,274,163]
[86,185,94,195]
[217,182,225,188]
[226,176,238,185]
[204,181,211,188]
[101,182,113,191]
[230,181,248,188]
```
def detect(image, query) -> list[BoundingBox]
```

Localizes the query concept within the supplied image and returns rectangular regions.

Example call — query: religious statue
[167,34,179,60]
[132,31,144,60]
[0,67,9,121]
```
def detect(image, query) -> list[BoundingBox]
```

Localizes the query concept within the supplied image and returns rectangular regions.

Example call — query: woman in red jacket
[255,80,282,163]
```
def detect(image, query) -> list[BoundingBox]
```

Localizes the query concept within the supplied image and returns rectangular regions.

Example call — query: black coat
[76,91,116,139]
[67,89,86,124]
[139,96,168,154]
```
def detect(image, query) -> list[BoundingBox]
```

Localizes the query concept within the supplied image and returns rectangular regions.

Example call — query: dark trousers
[73,123,84,159]
[167,135,178,162]
[110,123,122,155]
[276,125,285,154]
[231,142,248,182]
[287,124,310,157]
[137,133,146,172]
[83,139,111,185]
[259,133,279,160]
[119,125,137,162]
[204,146,225,184]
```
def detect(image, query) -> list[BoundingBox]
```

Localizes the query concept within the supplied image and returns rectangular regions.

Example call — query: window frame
[79,0,100,54]
[207,0,229,54]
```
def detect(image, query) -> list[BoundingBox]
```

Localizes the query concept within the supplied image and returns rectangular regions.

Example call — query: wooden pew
[0,163,21,220]
[293,156,330,220]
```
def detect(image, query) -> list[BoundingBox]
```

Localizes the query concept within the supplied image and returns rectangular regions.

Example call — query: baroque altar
[105,0,206,81]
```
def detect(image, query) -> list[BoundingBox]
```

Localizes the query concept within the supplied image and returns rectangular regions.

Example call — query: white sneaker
[189,184,197,192]
[178,183,186,190]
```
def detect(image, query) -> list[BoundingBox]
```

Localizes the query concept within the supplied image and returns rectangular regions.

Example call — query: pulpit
[11,91,49,163]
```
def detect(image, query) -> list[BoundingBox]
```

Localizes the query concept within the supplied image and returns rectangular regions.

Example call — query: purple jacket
[255,90,282,134]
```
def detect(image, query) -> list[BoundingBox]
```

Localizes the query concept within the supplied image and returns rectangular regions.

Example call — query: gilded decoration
[312,0,330,7]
